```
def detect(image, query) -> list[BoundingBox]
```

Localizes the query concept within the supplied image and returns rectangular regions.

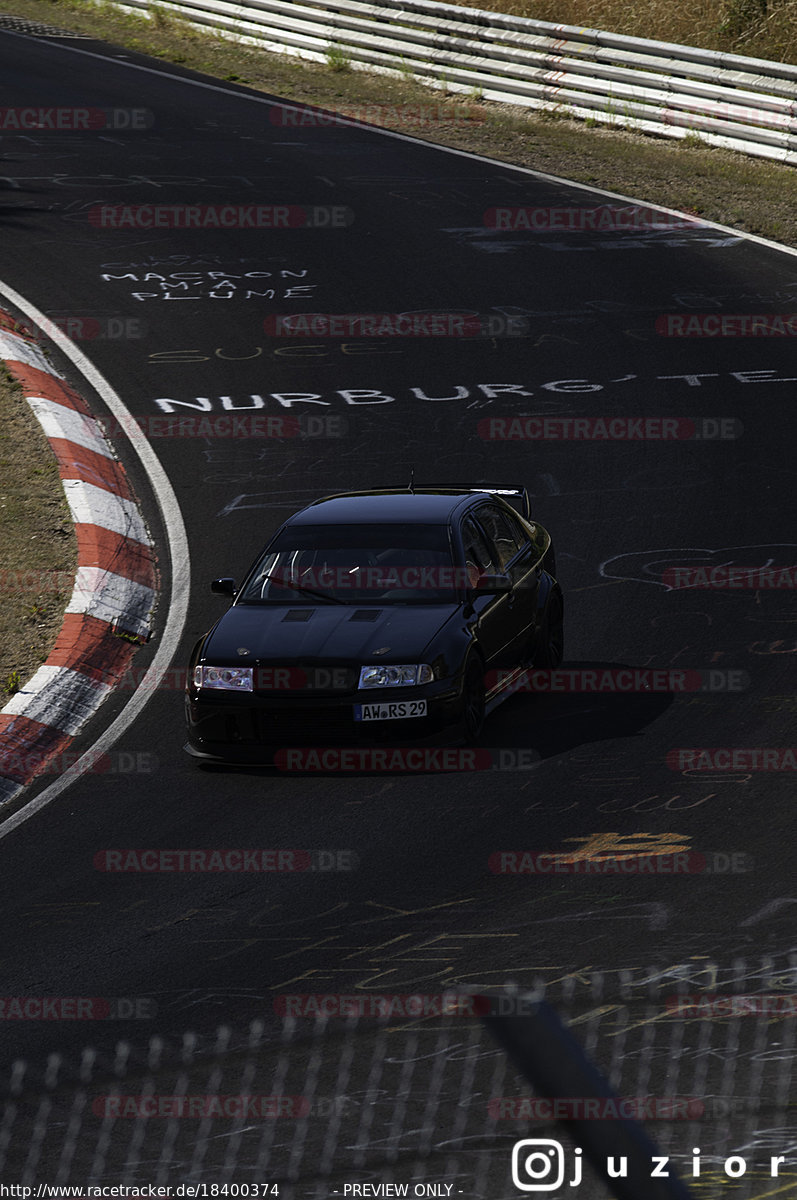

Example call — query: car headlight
[193,665,253,692]
[358,664,434,688]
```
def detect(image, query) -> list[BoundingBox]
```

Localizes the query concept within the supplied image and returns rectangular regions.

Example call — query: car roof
[287,489,494,525]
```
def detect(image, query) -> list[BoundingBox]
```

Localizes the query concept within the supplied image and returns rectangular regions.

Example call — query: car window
[501,508,532,550]
[474,504,528,571]
[238,524,458,604]
[461,516,499,586]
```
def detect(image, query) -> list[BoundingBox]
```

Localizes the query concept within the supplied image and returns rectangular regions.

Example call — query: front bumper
[184,678,463,765]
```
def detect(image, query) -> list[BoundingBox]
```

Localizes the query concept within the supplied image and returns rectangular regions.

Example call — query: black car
[184,486,563,762]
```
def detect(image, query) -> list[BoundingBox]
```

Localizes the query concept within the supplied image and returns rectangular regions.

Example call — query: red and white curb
[0,309,158,803]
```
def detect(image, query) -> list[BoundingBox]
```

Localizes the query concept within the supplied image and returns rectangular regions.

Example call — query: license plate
[354,700,427,721]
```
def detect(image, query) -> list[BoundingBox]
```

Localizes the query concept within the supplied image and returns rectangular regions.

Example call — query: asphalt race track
[0,21,796,1198]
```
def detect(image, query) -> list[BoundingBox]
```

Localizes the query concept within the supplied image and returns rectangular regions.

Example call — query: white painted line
[0,328,62,375]
[62,478,150,544]
[3,665,111,735]
[66,566,155,635]
[0,279,190,837]
[27,396,114,458]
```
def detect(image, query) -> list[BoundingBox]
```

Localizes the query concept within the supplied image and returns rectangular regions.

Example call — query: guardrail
[114,0,797,164]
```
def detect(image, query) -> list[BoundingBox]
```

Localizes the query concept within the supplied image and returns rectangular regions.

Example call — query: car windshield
[238,524,463,604]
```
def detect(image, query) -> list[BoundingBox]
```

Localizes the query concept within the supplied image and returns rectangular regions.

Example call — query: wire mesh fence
[1,959,796,1198]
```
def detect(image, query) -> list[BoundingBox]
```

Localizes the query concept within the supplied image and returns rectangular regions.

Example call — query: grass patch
[445,0,797,63]
[0,363,77,695]
[3,669,22,698]
[325,42,352,71]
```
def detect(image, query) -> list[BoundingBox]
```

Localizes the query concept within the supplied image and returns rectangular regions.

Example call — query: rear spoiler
[466,485,531,520]
[377,484,533,520]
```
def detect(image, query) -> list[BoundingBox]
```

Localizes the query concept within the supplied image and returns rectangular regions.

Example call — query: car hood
[203,603,456,663]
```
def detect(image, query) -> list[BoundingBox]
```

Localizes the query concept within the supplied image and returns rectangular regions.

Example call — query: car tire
[534,589,564,669]
[461,655,486,744]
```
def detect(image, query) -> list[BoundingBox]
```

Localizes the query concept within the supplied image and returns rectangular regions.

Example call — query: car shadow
[485,659,675,758]
[192,660,675,778]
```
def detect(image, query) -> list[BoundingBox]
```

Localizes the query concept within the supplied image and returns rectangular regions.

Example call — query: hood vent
[283,610,313,622]
[349,610,381,622]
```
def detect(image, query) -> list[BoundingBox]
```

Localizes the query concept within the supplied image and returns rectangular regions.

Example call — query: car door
[472,503,540,662]
[460,514,506,667]
[460,511,520,674]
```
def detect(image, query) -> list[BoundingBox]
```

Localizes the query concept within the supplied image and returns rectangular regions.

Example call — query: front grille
[257,706,357,744]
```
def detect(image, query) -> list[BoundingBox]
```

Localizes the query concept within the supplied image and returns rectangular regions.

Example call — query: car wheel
[534,589,564,669]
[461,655,486,744]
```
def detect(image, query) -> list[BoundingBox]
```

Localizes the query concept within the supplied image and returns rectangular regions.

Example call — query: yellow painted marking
[557,831,692,861]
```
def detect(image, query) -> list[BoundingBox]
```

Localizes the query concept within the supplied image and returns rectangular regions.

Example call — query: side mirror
[211,577,236,597]
[473,573,512,595]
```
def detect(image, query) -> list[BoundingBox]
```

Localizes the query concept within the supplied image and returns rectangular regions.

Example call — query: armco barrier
[109,0,797,163]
